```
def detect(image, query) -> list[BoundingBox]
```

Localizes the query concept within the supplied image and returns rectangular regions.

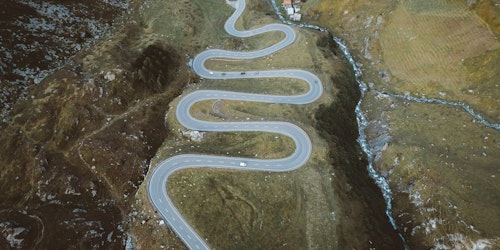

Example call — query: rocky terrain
[1,0,190,248]
[2,0,497,249]
[304,0,500,248]
[1,0,405,248]
[0,0,129,123]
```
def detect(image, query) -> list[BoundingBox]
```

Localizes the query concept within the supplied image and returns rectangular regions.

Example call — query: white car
[239,162,247,167]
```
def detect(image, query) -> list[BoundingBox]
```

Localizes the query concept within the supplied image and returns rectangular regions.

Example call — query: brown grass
[132,0,343,249]
[380,6,499,97]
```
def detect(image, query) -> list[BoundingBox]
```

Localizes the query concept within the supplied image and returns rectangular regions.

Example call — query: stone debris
[180,130,205,142]
[104,71,116,81]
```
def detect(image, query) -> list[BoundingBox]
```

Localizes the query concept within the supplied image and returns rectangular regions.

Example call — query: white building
[283,0,294,15]
[285,5,294,15]
[283,0,302,20]
[293,4,301,12]
[290,13,302,21]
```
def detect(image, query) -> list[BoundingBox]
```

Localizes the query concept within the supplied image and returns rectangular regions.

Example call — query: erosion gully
[270,0,500,249]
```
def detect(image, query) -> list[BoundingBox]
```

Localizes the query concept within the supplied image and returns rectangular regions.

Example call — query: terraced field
[305,0,500,248]
[379,0,499,118]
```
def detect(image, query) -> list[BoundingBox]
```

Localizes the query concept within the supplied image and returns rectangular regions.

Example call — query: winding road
[147,0,323,249]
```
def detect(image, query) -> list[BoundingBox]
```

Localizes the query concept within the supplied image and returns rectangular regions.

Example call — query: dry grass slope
[380,2,499,99]
[304,0,500,248]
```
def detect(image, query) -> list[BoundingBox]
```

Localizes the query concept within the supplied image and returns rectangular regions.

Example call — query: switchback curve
[147,0,323,249]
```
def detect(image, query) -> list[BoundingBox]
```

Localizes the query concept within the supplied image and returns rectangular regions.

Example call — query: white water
[269,1,409,248]
[378,90,500,131]
[333,37,410,249]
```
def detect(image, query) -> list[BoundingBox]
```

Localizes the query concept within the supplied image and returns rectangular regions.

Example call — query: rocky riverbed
[304,0,499,248]
[2,0,498,249]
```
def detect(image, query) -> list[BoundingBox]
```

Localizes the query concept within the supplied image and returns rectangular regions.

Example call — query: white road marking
[147,0,323,249]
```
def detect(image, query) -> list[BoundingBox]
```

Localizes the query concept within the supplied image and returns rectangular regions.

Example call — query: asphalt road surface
[147,0,323,249]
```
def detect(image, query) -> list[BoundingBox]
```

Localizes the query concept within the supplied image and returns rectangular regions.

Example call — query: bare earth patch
[306,0,500,248]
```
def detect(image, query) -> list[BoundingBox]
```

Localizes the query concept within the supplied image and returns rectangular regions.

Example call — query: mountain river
[270,0,500,248]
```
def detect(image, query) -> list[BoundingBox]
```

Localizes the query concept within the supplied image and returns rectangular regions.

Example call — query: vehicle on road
[148,0,321,249]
